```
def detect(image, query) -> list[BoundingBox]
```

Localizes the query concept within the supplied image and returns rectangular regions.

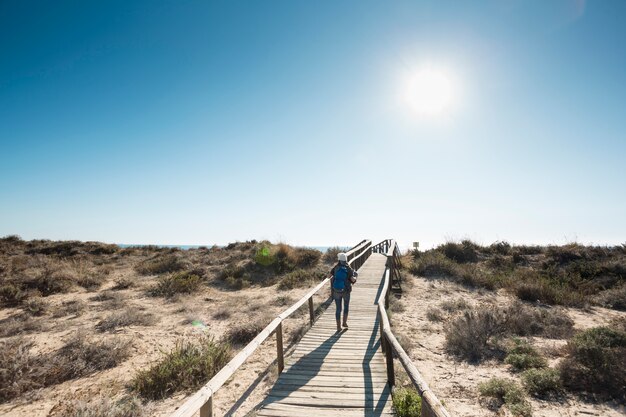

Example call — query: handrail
[171,240,373,417]
[376,240,451,417]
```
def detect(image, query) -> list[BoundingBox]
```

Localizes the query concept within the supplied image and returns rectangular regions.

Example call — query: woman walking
[330,252,358,332]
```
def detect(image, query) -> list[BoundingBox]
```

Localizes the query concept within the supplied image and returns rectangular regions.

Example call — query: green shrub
[522,368,562,398]
[277,269,324,290]
[135,255,187,275]
[410,251,459,277]
[559,326,626,402]
[505,340,547,373]
[131,336,231,400]
[392,387,421,417]
[479,378,532,417]
[150,272,201,297]
[438,240,479,263]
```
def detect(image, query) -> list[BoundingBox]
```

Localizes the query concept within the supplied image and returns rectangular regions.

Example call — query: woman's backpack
[333,264,349,291]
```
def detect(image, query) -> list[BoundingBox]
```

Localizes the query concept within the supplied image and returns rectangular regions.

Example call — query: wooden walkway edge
[257,253,393,417]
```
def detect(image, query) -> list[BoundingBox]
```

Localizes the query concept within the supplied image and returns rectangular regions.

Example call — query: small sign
[413,242,419,249]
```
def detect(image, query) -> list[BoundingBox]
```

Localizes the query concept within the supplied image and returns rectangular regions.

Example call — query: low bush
[52,395,147,417]
[437,240,479,263]
[324,246,344,264]
[445,308,505,362]
[0,338,41,402]
[0,313,45,337]
[410,251,459,277]
[43,334,132,385]
[22,296,48,316]
[96,307,156,332]
[440,298,470,313]
[426,307,445,322]
[479,378,532,417]
[504,301,574,339]
[277,269,324,290]
[522,368,562,398]
[505,340,547,372]
[212,307,231,320]
[224,317,269,346]
[0,334,131,402]
[131,335,231,400]
[150,272,202,297]
[113,276,135,290]
[135,255,187,275]
[0,283,28,306]
[559,326,626,402]
[76,272,107,291]
[594,285,626,311]
[52,299,86,317]
[392,387,421,417]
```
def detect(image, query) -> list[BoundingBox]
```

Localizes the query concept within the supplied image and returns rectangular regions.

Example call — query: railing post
[378,308,385,353]
[384,334,395,387]
[276,322,284,374]
[200,396,212,417]
[308,296,314,325]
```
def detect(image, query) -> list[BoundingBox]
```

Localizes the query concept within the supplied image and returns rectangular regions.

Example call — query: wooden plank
[264,396,389,408]
[258,404,394,417]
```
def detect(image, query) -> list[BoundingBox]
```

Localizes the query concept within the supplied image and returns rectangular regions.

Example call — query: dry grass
[52,299,86,317]
[0,313,45,337]
[224,316,271,346]
[51,395,148,417]
[96,306,156,332]
[0,333,131,403]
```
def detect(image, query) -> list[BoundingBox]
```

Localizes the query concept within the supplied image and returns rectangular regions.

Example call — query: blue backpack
[333,264,349,291]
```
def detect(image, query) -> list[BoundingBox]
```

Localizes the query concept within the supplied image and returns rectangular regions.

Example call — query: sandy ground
[391,273,626,417]
[0,262,321,417]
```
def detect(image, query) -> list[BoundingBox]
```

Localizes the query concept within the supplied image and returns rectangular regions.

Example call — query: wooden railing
[375,240,451,417]
[372,239,403,289]
[171,240,373,417]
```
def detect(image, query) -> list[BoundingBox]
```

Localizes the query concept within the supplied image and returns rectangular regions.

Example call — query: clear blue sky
[1,0,625,248]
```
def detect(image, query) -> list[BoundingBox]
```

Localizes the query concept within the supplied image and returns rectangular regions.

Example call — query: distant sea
[116,244,346,253]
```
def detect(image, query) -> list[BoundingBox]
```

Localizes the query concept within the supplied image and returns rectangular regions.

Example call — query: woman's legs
[333,291,343,331]
[342,292,351,327]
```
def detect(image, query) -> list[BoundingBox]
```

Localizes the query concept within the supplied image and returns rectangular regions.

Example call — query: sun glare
[406,68,453,116]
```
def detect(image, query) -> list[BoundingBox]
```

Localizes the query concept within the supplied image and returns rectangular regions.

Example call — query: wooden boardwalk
[258,253,394,417]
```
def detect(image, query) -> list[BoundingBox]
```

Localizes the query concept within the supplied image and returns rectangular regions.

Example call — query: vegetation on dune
[52,396,148,417]
[504,339,547,372]
[392,387,422,417]
[150,271,202,297]
[410,240,626,308]
[479,378,532,417]
[444,302,573,362]
[0,334,131,403]
[559,326,626,403]
[131,335,231,400]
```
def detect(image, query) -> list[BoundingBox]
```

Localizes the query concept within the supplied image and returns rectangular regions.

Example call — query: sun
[406,68,453,116]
